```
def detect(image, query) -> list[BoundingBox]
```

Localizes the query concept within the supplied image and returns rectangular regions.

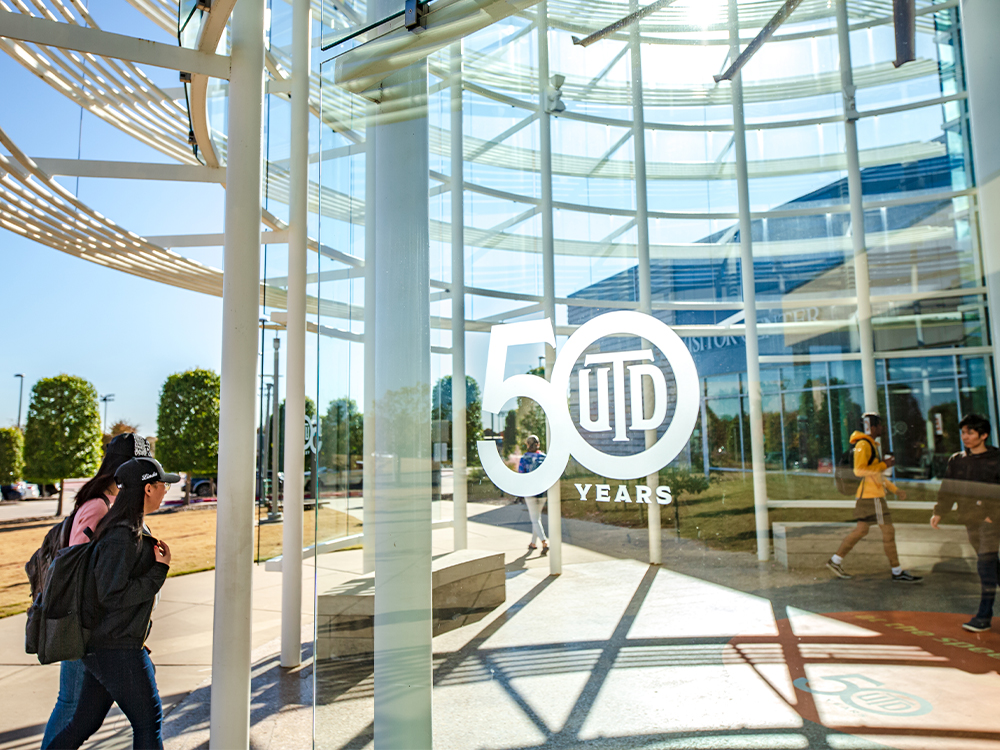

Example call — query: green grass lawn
[555,472,939,554]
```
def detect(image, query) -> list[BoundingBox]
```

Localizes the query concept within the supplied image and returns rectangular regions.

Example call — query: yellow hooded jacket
[851,430,897,499]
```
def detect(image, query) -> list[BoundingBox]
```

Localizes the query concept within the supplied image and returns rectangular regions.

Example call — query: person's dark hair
[959,413,991,439]
[72,450,132,513]
[91,481,145,543]
[861,412,882,430]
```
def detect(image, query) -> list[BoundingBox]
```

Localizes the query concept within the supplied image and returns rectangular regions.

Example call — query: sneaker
[891,571,923,583]
[826,559,852,579]
[962,617,991,633]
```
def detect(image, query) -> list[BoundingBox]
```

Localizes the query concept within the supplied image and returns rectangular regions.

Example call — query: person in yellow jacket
[826,413,923,582]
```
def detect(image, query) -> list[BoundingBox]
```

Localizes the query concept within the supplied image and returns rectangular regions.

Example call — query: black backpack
[834,437,878,496]
[25,514,75,602]
[25,540,96,663]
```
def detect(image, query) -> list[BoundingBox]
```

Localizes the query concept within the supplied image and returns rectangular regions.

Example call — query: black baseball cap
[114,457,181,489]
[106,433,153,458]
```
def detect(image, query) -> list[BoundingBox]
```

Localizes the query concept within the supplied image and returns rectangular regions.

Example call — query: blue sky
[0,0,229,435]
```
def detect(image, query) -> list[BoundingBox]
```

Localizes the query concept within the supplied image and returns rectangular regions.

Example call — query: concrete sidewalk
[0,501,605,749]
[2,500,999,749]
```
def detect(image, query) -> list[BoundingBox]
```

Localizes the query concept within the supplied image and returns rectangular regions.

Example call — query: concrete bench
[316,549,505,659]
[773,522,977,573]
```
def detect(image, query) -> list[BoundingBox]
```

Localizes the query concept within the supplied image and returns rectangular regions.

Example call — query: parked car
[255,471,284,506]
[304,466,362,495]
[190,476,218,498]
[1,481,40,500]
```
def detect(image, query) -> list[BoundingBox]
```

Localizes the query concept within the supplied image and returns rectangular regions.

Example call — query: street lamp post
[13,374,24,431]
[100,394,115,433]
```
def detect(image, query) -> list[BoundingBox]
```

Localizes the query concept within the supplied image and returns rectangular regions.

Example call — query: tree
[795,380,832,470]
[23,375,103,515]
[321,397,363,473]
[431,375,484,465]
[661,466,712,538]
[156,369,220,504]
[102,420,140,449]
[503,411,518,458]
[0,427,24,485]
[517,366,548,450]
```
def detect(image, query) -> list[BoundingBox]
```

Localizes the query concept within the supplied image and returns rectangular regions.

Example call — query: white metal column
[835,0,879,412]
[209,0,264,743]
[728,0,769,561]
[371,53,433,747]
[280,0,310,670]
[271,338,280,517]
[629,0,660,565]
[451,41,468,551]
[538,3,561,575]
[363,107,377,575]
[961,0,1000,410]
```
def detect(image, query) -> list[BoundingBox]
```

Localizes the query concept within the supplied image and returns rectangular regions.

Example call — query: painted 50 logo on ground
[477,311,700,497]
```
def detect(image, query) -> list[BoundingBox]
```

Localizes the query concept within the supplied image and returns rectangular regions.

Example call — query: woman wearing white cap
[48,457,178,750]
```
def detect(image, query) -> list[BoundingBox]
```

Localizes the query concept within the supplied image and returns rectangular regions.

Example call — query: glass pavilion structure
[5,0,1000,746]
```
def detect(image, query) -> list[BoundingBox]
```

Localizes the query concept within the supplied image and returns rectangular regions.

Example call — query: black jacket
[933,446,1000,524]
[84,524,168,651]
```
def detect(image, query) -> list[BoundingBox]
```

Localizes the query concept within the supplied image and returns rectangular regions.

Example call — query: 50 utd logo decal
[477,311,700,497]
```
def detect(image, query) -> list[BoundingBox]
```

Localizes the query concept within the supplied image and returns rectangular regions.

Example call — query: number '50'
[475,312,700,497]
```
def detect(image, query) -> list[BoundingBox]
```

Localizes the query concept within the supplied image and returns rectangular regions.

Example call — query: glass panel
[705,396,743,470]
[310,0,997,746]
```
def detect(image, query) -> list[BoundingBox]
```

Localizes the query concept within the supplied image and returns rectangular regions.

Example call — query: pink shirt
[69,494,112,546]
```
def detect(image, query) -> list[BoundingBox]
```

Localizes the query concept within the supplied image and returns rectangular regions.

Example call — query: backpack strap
[83,527,94,540]
[58,510,77,549]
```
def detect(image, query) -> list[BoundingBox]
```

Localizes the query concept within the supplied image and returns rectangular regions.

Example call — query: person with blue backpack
[48,456,178,750]
[36,433,154,749]
[826,413,922,583]
[519,434,549,554]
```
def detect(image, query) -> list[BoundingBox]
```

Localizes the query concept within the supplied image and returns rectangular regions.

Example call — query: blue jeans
[41,659,86,749]
[967,521,1000,620]
[47,649,163,750]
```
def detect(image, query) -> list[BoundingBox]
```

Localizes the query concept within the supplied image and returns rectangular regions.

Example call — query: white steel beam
[209,0,264,742]
[629,0,660,566]
[836,0,879,412]
[30,159,225,183]
[280,0,310,670]
[144,230,289,247]
[371,56,433,748]
[466,112,537,163]
[334,0,541,96]
[451,41,468,552]
[0,10,231,79]
[728,0,770,562]
[538,0,562,577]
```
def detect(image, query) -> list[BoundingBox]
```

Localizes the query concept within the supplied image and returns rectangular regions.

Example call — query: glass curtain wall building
[295,0,1000,743]
[241,0,1000,744]
[313,0,987,492]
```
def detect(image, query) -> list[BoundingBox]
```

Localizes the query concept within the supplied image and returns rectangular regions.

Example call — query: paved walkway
[0,483,191,524]
[1,501,998,749]
[0,500,59,523]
